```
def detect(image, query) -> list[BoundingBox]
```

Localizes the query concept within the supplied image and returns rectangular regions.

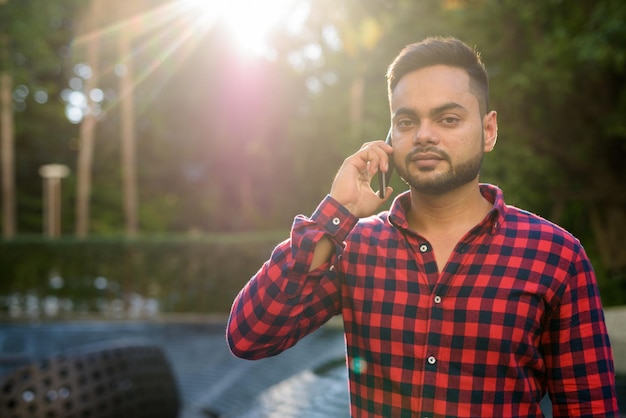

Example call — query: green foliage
[2,0,80,233]
[1,0,78,76]
[2,0,625,306]
[0,233,286,315]
[453,0,626,303]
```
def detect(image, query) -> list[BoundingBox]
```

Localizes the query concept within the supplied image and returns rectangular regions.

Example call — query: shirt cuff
[311,195,358,243]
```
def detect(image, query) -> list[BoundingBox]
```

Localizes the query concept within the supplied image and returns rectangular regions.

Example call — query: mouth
[411,152,444,162]
[407,150,448,170]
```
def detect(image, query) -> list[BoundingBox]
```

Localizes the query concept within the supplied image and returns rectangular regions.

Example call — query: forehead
[390,65,479,113]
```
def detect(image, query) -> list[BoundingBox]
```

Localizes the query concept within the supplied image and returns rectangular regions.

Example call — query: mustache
[405,147,451,164]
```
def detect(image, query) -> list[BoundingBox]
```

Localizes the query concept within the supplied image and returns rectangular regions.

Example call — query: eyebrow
[392,102,468,120]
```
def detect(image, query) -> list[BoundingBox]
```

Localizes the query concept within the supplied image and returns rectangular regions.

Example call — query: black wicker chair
[0,343,180,418]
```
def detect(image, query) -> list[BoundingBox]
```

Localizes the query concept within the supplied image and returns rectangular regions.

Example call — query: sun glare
[190,0,308,58]
[65,0,309,123]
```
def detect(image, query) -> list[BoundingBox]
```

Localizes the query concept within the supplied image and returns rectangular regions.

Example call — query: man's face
[389,65,496,195]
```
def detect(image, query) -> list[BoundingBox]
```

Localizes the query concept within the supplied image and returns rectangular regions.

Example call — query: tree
[0,0,79,236]
[278,0,626,302]
[0,1,15,237]
[2,0,625,305]
[458,0,626,301]
[73,0,101,237]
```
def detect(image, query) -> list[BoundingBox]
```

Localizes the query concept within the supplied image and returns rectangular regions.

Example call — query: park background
[1,0,625,317]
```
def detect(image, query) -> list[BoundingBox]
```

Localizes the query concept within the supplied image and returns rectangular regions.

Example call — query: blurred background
[0,0,625,316]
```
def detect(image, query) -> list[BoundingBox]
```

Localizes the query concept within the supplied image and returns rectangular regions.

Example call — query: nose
[413,121,438,146]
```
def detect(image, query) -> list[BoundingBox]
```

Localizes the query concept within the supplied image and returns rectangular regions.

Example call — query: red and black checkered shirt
[227,184,619,417]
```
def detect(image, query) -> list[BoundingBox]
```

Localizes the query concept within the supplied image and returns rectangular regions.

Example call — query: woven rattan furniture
[0,343,179,418]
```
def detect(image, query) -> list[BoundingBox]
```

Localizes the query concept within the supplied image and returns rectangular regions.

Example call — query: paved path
[1,306,625,417]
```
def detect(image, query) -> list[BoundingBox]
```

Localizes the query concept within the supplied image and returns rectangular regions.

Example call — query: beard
[396,141,484,195]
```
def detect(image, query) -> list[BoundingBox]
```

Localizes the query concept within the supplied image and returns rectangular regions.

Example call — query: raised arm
[226,140,394,360]
[226,197,351,359]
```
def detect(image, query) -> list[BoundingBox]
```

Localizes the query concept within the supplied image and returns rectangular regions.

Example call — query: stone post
[39,164,70,238]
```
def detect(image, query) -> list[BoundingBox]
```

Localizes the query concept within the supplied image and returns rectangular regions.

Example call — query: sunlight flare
[66,0,309,123]
[188,0,309,58]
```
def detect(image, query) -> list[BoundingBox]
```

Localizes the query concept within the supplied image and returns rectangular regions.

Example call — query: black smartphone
[377,127,394,199]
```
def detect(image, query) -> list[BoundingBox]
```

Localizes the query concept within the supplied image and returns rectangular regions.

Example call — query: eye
[396,118,416,129]
[440,116,460,126]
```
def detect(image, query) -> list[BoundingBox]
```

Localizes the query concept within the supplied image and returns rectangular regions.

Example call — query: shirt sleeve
[542,246,620,416]
[226,195,358,360]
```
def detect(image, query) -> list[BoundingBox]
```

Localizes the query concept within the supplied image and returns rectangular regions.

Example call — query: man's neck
[407,182,492,236]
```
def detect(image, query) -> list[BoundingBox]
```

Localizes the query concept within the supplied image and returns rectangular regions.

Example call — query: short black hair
[387,37,489,114]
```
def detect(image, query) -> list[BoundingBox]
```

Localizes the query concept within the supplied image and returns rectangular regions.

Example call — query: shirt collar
[387,183,505,235]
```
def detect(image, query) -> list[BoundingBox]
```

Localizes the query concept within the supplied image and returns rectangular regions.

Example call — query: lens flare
[189,0,308,58]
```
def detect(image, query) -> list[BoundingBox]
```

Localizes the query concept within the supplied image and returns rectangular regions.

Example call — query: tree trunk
[118,15,138,237]
[0,69,14,238]
[74,0,101,238]
[0,0,13,239]
[350,74,365,139]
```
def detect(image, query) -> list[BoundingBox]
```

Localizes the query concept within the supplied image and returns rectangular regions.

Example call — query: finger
[358,145,389,174]
[359,139,393,150]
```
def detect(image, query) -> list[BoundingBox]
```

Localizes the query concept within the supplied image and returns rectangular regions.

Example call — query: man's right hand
[330,140,394,218]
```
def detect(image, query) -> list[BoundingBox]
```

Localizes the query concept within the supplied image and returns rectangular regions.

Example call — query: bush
[0,232,287,317]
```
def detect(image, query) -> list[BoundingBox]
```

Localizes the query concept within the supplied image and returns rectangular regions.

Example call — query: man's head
[385,37,497,196]
[387,37,489,115]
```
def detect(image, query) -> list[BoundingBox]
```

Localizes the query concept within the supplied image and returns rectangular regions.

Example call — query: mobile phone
[377,127,394,199]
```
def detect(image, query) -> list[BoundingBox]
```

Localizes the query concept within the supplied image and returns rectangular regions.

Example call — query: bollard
[38,164,70,238]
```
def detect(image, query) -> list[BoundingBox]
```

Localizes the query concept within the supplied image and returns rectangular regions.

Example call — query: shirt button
[419,244,428,253]
[427,356,436,365]
[332,217,341,226]
[434,296,442,304]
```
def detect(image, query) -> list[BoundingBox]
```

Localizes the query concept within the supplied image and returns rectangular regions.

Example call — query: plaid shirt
[227,184,619,417]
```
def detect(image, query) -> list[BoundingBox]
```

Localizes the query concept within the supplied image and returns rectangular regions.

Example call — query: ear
[482,110,498,152]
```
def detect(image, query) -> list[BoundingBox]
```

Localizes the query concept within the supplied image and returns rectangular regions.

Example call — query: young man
[226,37,619,417]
